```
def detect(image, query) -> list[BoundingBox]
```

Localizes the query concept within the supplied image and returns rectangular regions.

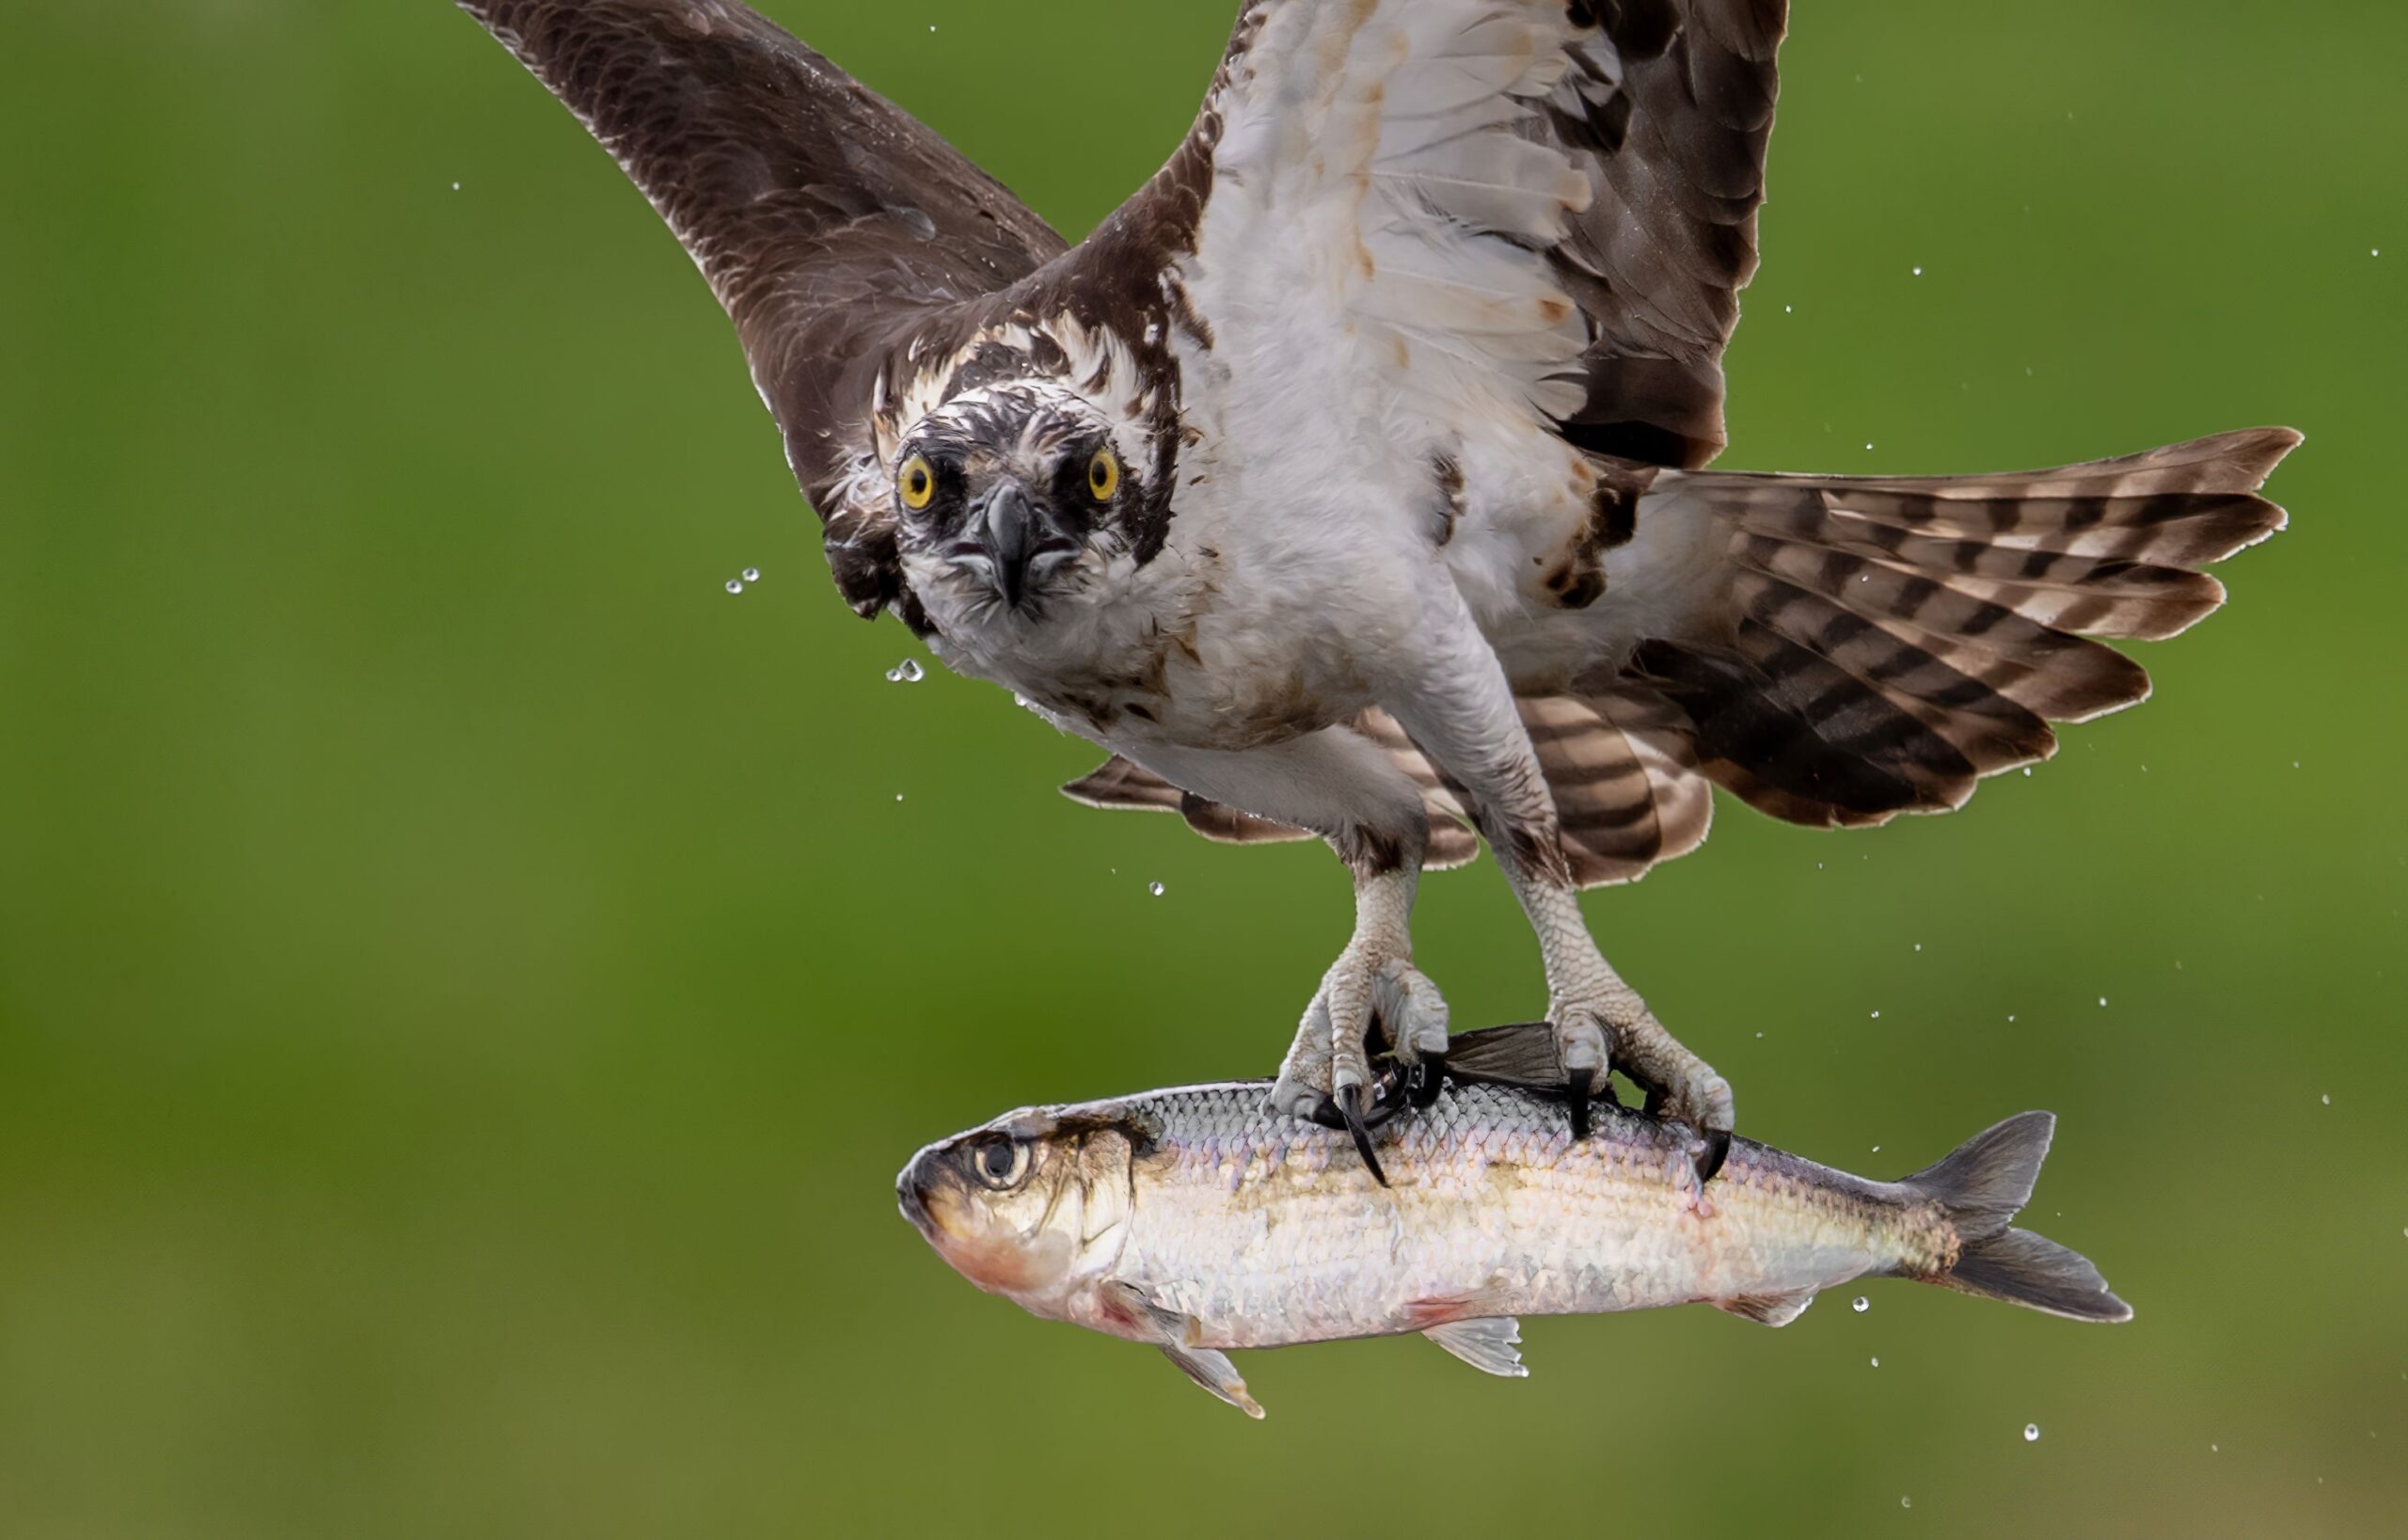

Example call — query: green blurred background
[3,2,2402,1535]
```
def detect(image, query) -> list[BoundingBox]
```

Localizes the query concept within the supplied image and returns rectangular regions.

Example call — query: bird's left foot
[1550,992,1735,1153]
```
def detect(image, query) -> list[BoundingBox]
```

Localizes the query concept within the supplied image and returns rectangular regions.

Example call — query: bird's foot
[1550,993,1734,1153]
[1269,948,1450,1184]
[1677,1134,1728,1216]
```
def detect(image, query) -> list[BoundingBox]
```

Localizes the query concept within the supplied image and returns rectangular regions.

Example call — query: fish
[896,1024,2131,1416]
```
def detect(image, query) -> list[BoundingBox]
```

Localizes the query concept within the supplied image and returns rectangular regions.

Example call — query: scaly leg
[1127,730,1451,1176]
[1384,582,1735,1148]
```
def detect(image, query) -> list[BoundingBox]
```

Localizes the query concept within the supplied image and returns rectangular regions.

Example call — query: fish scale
[1106,1080,1936,1350]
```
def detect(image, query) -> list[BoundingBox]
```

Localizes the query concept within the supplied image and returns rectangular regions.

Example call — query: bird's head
[886,381,1148,623]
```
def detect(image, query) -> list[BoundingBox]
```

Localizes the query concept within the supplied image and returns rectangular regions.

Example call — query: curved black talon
[1691,1128,1733,1186]
[1565,1065,1596,1143]
[1359,1070,1410,1132]
[1640,1084,1667,1120]
[1407,1052,1447,1109]
[1337,1083,1389,1187]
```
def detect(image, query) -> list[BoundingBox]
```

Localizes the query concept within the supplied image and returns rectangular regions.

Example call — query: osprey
[459,1,2295,1164]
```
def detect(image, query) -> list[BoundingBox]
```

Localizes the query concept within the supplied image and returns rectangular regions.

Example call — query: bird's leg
[1269,834,1453,1158]
[1507,871,1734,1137]
[1123,732,1449,1169]
[1385,595,1734,1140]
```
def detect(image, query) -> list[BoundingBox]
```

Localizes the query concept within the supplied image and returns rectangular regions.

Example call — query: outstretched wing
[1545,1,1786,466]
[1106,0,1784,472]
[456,1,1068,613]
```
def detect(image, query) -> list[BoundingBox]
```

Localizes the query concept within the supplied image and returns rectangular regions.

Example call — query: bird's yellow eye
[898,454,936,511]
[1086,447,1120,502]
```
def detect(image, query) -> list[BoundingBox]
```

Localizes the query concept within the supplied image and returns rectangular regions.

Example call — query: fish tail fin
[1901,1111,2133,1324]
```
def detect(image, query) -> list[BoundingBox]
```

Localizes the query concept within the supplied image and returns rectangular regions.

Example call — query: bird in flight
[457,1,2294,1166]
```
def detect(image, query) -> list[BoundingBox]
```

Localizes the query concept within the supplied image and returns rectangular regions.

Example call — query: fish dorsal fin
[1441,1023,1566,1091]
[1717,1289,1817,1327]
[1423,1317,1529,1378]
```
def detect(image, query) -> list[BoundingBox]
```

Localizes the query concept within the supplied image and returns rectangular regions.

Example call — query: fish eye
[970,1137,1029,1190]
[1086,447,1120,502]
[898,453,937,511]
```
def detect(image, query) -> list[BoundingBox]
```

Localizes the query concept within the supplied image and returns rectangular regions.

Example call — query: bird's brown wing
[1541,1,1788,468]
[1057,1,1788,472]
[457,1,1068,615]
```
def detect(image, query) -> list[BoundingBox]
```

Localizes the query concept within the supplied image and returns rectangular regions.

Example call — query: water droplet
[1870,1356,1879,1367]
[1872,1145,1881,1152]
[1869,1010,1880,1020]
[1912,943,1922,952]
[894,793,905,802]
[2098,996,2108,1008]
[1853,1296,1869,1313]
[1784,303,1794,313]
[742,567,760,583]
[1901,1497,1911,1510]
[1148,881,1165,897]
[886,659,925,683]
[450,181,461,192]
[725,579,744,595]
[2025,1423,2040,1442]
[1911,265,1924,277]
[2321,1093,2331,1105]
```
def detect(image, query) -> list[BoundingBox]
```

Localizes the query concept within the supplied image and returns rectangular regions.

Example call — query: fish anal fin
[1717,1289,1817,1327]
[1424,1317,1529,1378]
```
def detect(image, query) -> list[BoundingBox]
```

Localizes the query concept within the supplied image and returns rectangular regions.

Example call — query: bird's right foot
[1269,948,1450,1184]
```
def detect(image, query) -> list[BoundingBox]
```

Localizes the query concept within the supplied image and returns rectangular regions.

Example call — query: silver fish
[898,1024,2131,1416]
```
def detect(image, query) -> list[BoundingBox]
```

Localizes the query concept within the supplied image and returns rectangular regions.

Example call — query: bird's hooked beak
[963,479,1072,610]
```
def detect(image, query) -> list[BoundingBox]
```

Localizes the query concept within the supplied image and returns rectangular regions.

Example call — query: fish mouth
[895,1154,940,1235]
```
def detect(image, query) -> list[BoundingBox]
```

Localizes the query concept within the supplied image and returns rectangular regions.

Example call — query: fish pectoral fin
[1423,1317,1529,1378]
[1102,1282,1265,1420]
[1159,1342,1265,1419]
[1716,1289,1818,1327]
